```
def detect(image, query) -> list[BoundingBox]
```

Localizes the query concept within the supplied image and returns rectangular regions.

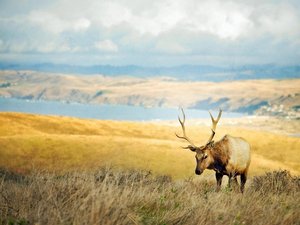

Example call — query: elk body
[176,109,251,192]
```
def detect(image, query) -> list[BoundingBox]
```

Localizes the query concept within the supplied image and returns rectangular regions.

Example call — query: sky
[0,0,300,66]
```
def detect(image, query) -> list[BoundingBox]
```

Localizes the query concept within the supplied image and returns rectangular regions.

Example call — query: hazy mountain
[0,63,299,81]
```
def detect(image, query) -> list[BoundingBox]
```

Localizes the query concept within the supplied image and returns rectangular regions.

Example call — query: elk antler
[206,109,222,145]
[175,108,197,149]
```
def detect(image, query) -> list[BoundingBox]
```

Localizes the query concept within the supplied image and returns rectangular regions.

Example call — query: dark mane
[210,136,231,171]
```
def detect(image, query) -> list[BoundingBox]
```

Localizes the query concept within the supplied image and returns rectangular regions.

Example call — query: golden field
[0,112,299,179]
[0,112,299,225]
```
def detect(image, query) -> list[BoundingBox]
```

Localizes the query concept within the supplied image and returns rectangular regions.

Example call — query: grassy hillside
[0,112,299,179]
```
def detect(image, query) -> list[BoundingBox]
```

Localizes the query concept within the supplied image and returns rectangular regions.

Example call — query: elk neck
[207,135,231,173]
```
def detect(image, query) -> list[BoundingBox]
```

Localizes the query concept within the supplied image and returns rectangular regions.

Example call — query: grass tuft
[251,170,300,194]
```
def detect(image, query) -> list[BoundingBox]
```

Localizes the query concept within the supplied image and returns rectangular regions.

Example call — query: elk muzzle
[195,169,203,175]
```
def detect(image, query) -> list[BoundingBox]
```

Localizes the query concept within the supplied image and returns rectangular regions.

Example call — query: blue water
[0,98,243,121]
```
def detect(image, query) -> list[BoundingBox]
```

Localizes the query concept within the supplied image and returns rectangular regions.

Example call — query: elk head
[176,108,222,175]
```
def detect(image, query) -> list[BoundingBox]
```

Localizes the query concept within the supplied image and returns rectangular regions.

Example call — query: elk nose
[195,169,202,175]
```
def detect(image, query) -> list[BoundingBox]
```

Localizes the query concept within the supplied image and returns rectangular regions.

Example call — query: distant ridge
[0,70,299,117]
[0,62,299,81]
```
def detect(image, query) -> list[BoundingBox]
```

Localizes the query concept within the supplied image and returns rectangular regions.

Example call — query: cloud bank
[0,0,299,66]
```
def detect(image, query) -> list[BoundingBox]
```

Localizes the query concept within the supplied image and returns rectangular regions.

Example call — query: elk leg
[240,173,247,193]
[215,172,223,192]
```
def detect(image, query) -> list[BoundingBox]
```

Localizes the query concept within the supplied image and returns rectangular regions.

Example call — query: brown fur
[210,136,231,167]
[194,135,251,192]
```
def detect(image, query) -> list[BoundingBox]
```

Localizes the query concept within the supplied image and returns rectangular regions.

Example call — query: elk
[176,108,251,192]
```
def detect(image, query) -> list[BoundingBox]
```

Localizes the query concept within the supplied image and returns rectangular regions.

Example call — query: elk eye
[203,154,208,159]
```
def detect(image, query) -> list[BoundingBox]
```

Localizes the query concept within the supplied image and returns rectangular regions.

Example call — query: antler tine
[175,108,196,148]
[206,109,222,145]
[209,109,222,131]
[180,107,185,123]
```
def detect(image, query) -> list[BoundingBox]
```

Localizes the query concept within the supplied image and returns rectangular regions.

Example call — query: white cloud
[68,0,251,38]
[28,11,90,34]
[28,11,67,34]
[182,0,254,40]
[78,0,252,39]
[73,18,91,31]
[24,0,300,40]
[95,2,131,27]
[126,1,185,36]
[253,3,300,38]
[94,40,118,53]
[0,0,299,65]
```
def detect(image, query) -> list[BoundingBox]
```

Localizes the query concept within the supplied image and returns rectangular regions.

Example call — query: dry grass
[0,168,299,225]
[0,112,299,179]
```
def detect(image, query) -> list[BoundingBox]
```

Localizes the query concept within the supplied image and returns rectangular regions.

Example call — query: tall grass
[1,168,299,225]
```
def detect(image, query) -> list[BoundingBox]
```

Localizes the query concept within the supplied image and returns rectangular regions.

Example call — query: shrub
[251,170,300,194]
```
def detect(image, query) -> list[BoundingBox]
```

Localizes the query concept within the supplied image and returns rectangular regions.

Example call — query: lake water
[0,98,243,121]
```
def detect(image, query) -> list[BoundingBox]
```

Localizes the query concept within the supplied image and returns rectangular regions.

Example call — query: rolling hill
[0,112,299,179]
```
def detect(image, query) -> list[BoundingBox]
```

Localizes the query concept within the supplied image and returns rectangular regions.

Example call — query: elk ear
[189,146,197,152]
[182,145,197,152]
